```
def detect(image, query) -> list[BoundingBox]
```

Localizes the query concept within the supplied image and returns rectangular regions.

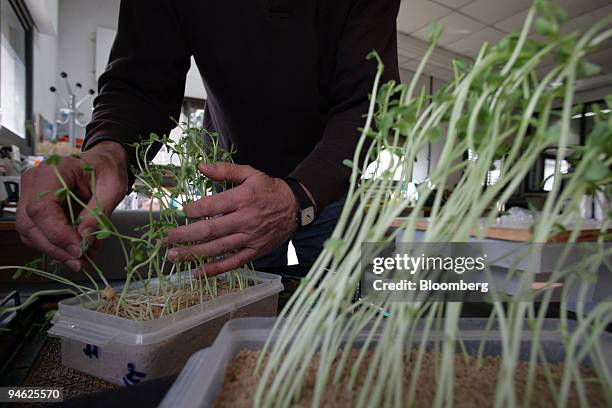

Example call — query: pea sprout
[1,125,257,320]
[253,2,611,407]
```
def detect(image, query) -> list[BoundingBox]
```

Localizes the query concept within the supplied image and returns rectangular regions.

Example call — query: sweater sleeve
[288,0,401,212]
[83,0,191,172]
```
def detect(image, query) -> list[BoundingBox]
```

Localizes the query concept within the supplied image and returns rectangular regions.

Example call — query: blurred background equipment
[49,71,95,148]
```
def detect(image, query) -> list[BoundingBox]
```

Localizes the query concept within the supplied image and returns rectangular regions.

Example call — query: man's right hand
[16,141,129,271]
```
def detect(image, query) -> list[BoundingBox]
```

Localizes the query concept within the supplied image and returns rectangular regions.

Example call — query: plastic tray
[47,270,282,386]
[160,317,612,408]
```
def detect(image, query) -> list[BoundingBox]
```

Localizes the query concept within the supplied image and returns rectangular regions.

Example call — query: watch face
[300,206,315,226]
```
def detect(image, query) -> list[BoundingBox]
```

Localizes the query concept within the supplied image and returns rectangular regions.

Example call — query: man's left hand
[165,162,298,275]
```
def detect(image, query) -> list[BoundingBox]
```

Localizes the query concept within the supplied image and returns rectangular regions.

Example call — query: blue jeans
[253,196,345,270]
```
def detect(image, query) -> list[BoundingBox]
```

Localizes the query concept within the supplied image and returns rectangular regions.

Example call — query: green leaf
[495,143,511,158]
[534,0,548,16]
[25,258,43,269]
[426,127,441,142]
[44,310,57,322]
[46,154,61,166]
[324,238,344,256]
[428,20,444,44]
[133,250,145,263]
[81,163,93,173]
[578,61,601,77]
[586,122,612,156]
[95,230,112,240]
[89,207,102,216]
[495,34,516,54]
[453,58,466,73]
[54,188,68,200]
[342,159,354,168]
[553,222,567,233]
[544,123,562,144]
[585,160,608,182]
[378,112,395,132]
[555,40,574,64]
[12,268,23,280]
[80,238,90,253]
[535,17,558,37]
[36,191,50,199]
[97,216,113,231]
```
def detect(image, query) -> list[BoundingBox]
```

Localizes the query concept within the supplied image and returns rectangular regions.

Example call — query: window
[0,0,32,148]
[467,149,503,186]
[542,158,570,191]
[184,98,205,128]
[152,98,206,165]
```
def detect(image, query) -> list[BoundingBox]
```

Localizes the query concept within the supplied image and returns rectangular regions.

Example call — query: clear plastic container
[47,270,282,386]
[160,317,612,408]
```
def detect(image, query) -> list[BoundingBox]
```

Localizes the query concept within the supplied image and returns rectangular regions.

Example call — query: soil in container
[214,350,606,407]
[96,281,241,320]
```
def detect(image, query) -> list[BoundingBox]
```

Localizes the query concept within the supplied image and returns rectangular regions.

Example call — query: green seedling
[1,125,256,320]
[254,2,612,407]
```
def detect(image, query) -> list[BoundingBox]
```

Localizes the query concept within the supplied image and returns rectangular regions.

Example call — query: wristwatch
[283,178,316,229]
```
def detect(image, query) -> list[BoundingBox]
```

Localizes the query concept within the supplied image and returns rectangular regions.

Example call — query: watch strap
[283,177,315,228]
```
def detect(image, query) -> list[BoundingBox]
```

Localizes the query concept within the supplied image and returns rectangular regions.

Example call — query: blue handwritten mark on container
[122,363,146,386]
[83,344,99,359]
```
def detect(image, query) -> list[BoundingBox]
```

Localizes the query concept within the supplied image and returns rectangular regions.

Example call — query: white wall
[185,57,206,99]
[32,31,58,122]
[57,0,121,122]
[29,0,58,122]
[25,0,58,35]
[30,0,206,142]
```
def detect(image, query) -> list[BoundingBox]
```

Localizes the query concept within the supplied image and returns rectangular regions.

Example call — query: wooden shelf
[391,218,606,242]
[0,220,16,231]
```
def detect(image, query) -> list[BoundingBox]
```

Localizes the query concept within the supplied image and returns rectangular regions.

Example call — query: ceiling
[396,0,612,81]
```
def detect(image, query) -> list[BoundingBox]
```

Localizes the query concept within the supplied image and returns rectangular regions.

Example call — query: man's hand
[165,163,299,276]
[16,141,129,271]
